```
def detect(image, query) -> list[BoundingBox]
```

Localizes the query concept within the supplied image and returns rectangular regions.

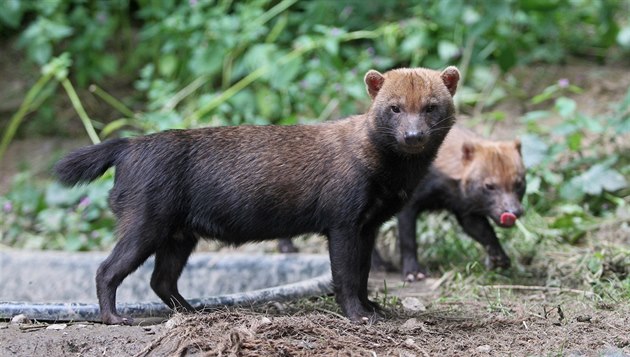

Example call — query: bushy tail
[54,138,130,186]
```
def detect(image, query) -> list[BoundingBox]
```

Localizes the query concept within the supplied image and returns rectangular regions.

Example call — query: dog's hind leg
[96,218,160,325]
[150,231,198,313]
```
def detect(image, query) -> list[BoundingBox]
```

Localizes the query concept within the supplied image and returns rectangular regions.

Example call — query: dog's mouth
[497,212,517,227]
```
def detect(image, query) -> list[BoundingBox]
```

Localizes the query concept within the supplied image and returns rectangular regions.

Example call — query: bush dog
[279,126,526,281]
[395,125,526,281]
[54,66,460,324]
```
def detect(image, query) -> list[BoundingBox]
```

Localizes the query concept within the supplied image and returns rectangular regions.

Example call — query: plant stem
[62,79,100,144]
[162,75,210,112]
[89,84,136,118]
[0,72,54,162]
[249,0,298,28]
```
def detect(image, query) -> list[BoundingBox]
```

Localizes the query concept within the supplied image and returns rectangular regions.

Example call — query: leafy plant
[0,172,115,251]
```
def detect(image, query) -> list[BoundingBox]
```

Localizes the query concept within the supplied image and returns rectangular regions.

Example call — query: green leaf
[400,33,427,56]
[0,0,24,28]
[522,110,551,123]
[269,56,300,90]
[158,54,178,77]
[616,26,630,48]
[36,208,65,231]
[555,97,576,118]
[566,132,582,152]
[31,42,52,65]
[45,182,84,206]
[520,134,548,168]
[568,164,628,197]
[437,41,459,61]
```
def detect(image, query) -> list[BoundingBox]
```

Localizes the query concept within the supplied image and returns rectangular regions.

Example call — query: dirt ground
[1,274,628,356]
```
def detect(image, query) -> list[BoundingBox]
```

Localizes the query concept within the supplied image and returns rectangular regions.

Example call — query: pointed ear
[364,70,385,99]
[462,141,475,163]
[440,66,460,96]
[514,138,522,156]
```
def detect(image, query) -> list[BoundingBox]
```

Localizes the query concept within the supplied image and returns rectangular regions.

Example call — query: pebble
[165,315,184,329]
[46,324,67,330]
[260,317,272,325]
[404,338,415,346]
[11,314,30,324]
[576,315,592,323]
[401,318,420,330]
[476,345,492,353]
[0,323,8,330]
[401,297,426,312]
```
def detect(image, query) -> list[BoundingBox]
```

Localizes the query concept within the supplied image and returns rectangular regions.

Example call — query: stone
[401,297,426,312]
[10,314,29,324]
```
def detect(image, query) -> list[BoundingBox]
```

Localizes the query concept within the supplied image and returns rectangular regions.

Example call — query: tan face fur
[460,139,526,226]
[363,67,460,154]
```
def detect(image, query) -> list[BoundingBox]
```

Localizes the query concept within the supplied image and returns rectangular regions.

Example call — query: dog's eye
[390,105,401,113]
[485,183,497,191]
[425,104,437,113]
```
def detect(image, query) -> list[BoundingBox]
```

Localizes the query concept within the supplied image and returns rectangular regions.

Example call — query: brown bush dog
[279,126,526,280]
[54,66,460,325]
[393,125,526,281]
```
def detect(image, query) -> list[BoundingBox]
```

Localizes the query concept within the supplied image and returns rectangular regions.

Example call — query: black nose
[508,206,524,217]
[404,131,424,145]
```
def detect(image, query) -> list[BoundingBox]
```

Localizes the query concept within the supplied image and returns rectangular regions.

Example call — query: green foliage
[2,0,627,134]
[522,84,629,221]
[0,173,115,251]
[406,83,630,299]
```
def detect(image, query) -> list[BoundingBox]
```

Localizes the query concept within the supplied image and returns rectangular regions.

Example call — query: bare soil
[2,275,628,356]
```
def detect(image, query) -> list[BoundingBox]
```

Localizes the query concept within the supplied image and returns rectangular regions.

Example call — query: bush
[0,0,628,257]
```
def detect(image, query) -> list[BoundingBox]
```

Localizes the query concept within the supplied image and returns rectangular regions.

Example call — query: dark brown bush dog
[54,66,460,324]
[280,125,525,280]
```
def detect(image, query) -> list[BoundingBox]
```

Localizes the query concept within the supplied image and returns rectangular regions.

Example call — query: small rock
[401,297,426,312]
[404,338,415,347]
[576,315,592,323]
[401,318,420,331]
[0,323,8,330]
[74,324,88,329]
[11,314,30,324]
[46,323,67,330]
[165,315,184,329]
[260,317,272,325]
[144,329,156,335]
[477,345,492,353]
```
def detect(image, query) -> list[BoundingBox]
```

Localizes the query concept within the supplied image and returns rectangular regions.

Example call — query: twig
[481,284,597,298]
[313,307,346,320]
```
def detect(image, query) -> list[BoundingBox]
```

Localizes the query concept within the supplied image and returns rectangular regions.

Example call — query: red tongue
[500,212,517,226]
